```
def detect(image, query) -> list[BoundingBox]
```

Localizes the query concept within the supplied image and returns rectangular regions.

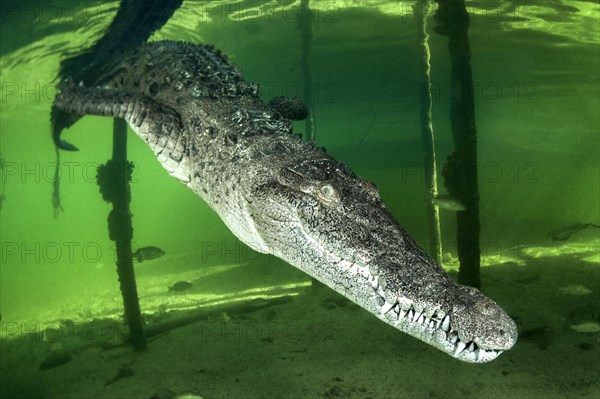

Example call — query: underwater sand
[1,245,599,399]
[1,1,599,398]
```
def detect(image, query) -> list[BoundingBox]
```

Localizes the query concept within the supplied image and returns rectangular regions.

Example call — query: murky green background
[1,1,599,398]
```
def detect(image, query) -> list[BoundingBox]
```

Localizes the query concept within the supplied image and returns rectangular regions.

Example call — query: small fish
[133,246,165,262]
[432,194,466,211]
[570,322,600,333]
[169,281,193,293]
[558,285,592,296]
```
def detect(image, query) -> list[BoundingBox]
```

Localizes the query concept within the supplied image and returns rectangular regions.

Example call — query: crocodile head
[249,156,517,363]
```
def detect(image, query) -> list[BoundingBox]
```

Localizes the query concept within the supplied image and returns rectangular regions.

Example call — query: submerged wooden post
[298,0,324,292]
[298,0,316,143]
[99,118,146,351]
[433,0,481,288]
[414,0,443,265]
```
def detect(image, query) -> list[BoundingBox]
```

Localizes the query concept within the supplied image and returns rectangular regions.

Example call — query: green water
[1,1,599,398]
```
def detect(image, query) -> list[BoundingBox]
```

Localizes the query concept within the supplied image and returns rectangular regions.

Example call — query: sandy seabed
[1,249,599,399]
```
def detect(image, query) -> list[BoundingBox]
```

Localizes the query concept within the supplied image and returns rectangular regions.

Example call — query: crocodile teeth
[449,331,458,344]
[441,315,450,332]
[428,319,436,329]
[407,309,415,320]
[393,304,400,315]
[371,276,379,289]
[398,308,407,319]
[476,349,485,361]
[455,341,466,356]
[417,314,425,324]
[413,310,422,322]
[468,342,476,352]
[381,301,395,315]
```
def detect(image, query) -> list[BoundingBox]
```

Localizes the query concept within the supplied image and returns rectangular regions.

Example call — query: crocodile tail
[58,0,184,84]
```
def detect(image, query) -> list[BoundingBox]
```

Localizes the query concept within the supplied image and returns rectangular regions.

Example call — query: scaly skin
[53,41,517,362]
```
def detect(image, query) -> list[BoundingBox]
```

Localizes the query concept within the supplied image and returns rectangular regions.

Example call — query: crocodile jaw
[272,228,517,363]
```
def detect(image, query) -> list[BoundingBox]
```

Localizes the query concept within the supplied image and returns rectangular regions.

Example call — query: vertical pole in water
[298,0,316,143]
[299,0,324,292]
[433,0,481,288]
[413,0,443,266]
[109,117,147,351]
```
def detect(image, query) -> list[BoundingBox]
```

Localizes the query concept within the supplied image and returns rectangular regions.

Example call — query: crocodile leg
[52,85,183,151]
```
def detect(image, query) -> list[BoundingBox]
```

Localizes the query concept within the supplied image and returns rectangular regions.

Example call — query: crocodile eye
[317,183,338,203]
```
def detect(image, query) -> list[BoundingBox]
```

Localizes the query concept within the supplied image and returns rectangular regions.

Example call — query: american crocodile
[52,40,517,362]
